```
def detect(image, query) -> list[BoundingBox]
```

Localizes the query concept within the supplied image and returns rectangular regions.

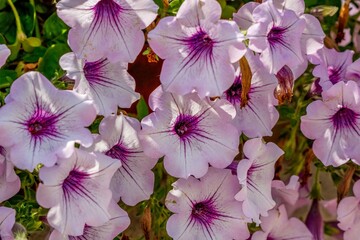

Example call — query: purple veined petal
[49,201,130,240]
[140,88,239,179]
[148,6,245,97]
[60,52,140,116]
[0,207,16,240]
[0,147,21,203]
[36,149,120,236]
[165,168,250,240]
[176,0,222,27]
[346,58,360,85]
[233,2,259,30]
[57,0,158,63]
[235,138,284,224]
[0,72,96,171]
[0,45,10,68]
[85,114,158,206]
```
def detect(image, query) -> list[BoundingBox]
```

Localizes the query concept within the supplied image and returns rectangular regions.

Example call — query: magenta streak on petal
[267,26,288,49]
[225,75,242,105]
[69,224,106,239]
[83,58,120,88]
[327,66,342,85]
[331,107,360,134]
[62,169,94,202]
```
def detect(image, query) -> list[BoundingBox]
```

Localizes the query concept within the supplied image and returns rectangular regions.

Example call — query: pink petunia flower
[337,179,360,240]
[309,47,354,91]
[56,0,158,63]
[165,167,250,240]
[148,0,246,97]
[0,72,96,171]
[243,0,324,74]
[139,86,239,179]
[0,147,20,203]
[86,114,158,206]
[0,45,10,68]
[235,138,284,224]
[60,52,140,116]
[36,148,121,236]
[222,51,279,138]
[301,81,360,166]
[49,201,130,239]
[271,175,300,208]
[252,204,313,240]
[0,207,15,240]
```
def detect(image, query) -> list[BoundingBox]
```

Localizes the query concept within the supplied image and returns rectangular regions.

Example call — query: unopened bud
[275,65,294,104]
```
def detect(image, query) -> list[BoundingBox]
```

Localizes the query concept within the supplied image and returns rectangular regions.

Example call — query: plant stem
[7,0,27,42]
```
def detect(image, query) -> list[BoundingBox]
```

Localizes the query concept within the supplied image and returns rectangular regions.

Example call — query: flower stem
[7,0,26,42]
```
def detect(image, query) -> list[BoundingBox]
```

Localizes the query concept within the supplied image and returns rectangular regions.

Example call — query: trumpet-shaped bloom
[252,205,313,240]
[301,81,360,166]
[57,0,158,63]
[87,114,158,206]
[60,52,140,116]
[148,0,246,97]
[49,201,130,240]
[0,45,10,67]
[222,51,279,138]
[244,0,324,74]
[337,180,360,240]
[271,175,300,208]
[139,87,239,179]
[36,149,120,236]
[0,72,96,171]
[0,207,15,240]
[310,47,354,91]
[0,147,20,203]
[165,168,250,240]
[235,138,284,224]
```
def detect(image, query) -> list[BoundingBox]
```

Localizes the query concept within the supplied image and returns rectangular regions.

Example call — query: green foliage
[136,96,150,121]
[38,43,70,80]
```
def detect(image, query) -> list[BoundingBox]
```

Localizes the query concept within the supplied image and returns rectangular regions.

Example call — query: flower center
[327,66,341,84]
[225,76,243,105]
[191,199,220,225]
[26,109,58,137]
[105,143,130,163]
[267,26,287,47]
[93,0,123,17]
[332,107,359,130]
[184,29,214,61]
[173,114,199,139]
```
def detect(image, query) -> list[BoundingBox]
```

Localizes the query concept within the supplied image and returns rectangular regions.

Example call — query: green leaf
[23,46,46,62]
[43,12,69,42]
[16,2,35,37]
[136,96,149,121]
[221,5,236,19]
[0,0,6,10]
[0,11,16,44]
[0,69,17,88]
[168,0,185,15]
[22,37,41,52]
[38,43,70,80]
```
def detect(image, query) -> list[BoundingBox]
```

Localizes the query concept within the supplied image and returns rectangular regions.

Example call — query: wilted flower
[57,0,158,62]
[148,0,246,97]
[60,52,140,116]
[0,72,96,171]
[0,147,20,203]
[165,168,250,240]
[301,81,360,166]
[140,87,239,179]
[86,114,158,206]
[235,138,284,223]
[36,149,120,236]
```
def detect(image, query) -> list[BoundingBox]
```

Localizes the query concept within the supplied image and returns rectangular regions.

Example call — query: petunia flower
[36,148,120,236]
[165,167,250,240]
[337,179,360,240]
[148,0,246,97]
[60,52,140,116]
[48,201,130,240]
[345,58,360,85]
[235,138,284,224]
[56,0,158,63]
[222,51,279,138]
[252,204,313,240]
[271,175,300,208]
[0,207,15,240]
[244,0,324,74]
[300,81,360,166]
[86,114,158,206]
[0,72,96,171]
[309,47,354,91]
[0,45,10,68]
[139,86,239,179]
[0,147,20,203]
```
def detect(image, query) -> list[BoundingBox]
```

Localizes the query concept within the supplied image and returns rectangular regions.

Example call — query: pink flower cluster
[0,0,359,239]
